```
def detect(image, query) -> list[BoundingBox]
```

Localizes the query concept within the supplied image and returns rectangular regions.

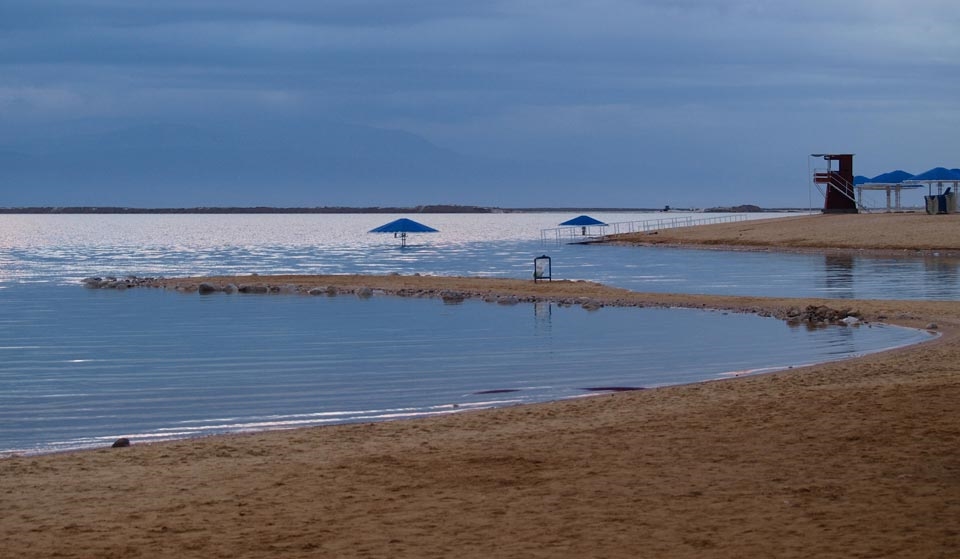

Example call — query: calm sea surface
[0,213,945,455]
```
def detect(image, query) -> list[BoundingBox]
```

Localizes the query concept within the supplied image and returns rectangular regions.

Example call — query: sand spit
[131,274,881,325]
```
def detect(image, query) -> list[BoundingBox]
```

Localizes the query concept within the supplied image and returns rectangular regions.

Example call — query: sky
[0,0,957,208]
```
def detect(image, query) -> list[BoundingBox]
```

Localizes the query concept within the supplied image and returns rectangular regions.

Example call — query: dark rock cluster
[784,305,862,325]
[82,276,160,289]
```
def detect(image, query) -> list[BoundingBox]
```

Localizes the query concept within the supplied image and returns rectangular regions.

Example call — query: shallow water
[0,212,946,454]
[2,212,957,299]
[0,284,932,456]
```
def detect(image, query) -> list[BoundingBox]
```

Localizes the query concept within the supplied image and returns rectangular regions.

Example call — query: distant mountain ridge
[0,118,527,207]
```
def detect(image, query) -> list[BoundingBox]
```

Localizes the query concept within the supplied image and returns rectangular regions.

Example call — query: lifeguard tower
[812,153,858,213]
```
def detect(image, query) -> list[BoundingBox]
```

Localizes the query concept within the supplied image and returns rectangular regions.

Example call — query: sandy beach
[610,212,960,254]
[2,213,959,558]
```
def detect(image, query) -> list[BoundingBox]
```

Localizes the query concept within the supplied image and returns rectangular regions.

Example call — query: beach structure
[369,218,439,247]
[558,215,608,238]
[540,213,750,245]
[811,154,859,213]
[854,181,924,212]
[906,168,960,214]
[852,166,958,213]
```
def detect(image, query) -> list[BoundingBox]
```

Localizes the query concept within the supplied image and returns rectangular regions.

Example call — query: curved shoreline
[6,274,939,460]
[5,268,960,556]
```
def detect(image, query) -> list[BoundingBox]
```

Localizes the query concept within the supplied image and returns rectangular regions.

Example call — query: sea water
[0,213,946,455]
[2,212,958,298]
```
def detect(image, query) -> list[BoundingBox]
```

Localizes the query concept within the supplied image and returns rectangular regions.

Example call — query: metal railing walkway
[540,213,751,244]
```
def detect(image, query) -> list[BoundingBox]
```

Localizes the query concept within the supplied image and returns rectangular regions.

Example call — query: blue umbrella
[369,218,439,247]
[558,215,607,227]
[559,215,607,237]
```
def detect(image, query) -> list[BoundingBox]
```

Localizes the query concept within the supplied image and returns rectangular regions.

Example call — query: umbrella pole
[400,232,407,248]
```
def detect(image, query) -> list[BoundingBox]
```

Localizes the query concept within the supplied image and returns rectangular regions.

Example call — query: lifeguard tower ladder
[812,153,859,213]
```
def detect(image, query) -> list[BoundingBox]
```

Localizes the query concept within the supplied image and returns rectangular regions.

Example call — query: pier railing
[540,213,751,244]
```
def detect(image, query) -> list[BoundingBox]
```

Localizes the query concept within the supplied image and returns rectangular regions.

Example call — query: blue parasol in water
[369,218,439,247]
[558,215,607,227]
[559,215,607,237]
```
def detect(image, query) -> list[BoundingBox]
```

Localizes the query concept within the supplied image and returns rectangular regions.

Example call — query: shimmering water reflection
[0,213,948,454]
[1,213,959,299]
[0,286,933,456]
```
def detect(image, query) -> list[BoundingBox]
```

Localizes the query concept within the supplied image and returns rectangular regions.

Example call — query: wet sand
[3,213,959,558]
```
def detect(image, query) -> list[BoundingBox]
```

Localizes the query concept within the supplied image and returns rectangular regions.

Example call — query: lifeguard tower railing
[540,214,750,245]
[811,169,923,213]
[811,167,867,212]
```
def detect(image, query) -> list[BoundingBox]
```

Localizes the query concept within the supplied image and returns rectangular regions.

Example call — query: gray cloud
[0,0,957,207]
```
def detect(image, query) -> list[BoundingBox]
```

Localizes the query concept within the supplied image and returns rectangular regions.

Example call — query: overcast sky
[1,0,957,208]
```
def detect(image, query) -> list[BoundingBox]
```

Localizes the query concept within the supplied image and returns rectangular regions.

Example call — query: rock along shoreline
[82,273,873,328]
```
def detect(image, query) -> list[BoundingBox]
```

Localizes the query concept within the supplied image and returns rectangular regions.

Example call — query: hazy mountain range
[0,118,544,207]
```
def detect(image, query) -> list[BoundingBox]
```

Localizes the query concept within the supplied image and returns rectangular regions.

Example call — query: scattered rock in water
[441,290,466,304]
[926,323,938,330]
[238,284,268,294]
[80,276,160,290]
[497,296,519,306]
[197,282,220,295]
[581,300,603,311]
[222,283,237,294]
[356,287,374,299]
[784,305,862,325]
[325,286,338,296]
[307,287,325,296]
[111,437,131,448]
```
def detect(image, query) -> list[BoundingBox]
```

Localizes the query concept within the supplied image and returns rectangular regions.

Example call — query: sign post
[533,255,552,282]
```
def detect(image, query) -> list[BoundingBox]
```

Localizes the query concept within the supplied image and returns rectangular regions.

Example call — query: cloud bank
[1,1,957,207]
